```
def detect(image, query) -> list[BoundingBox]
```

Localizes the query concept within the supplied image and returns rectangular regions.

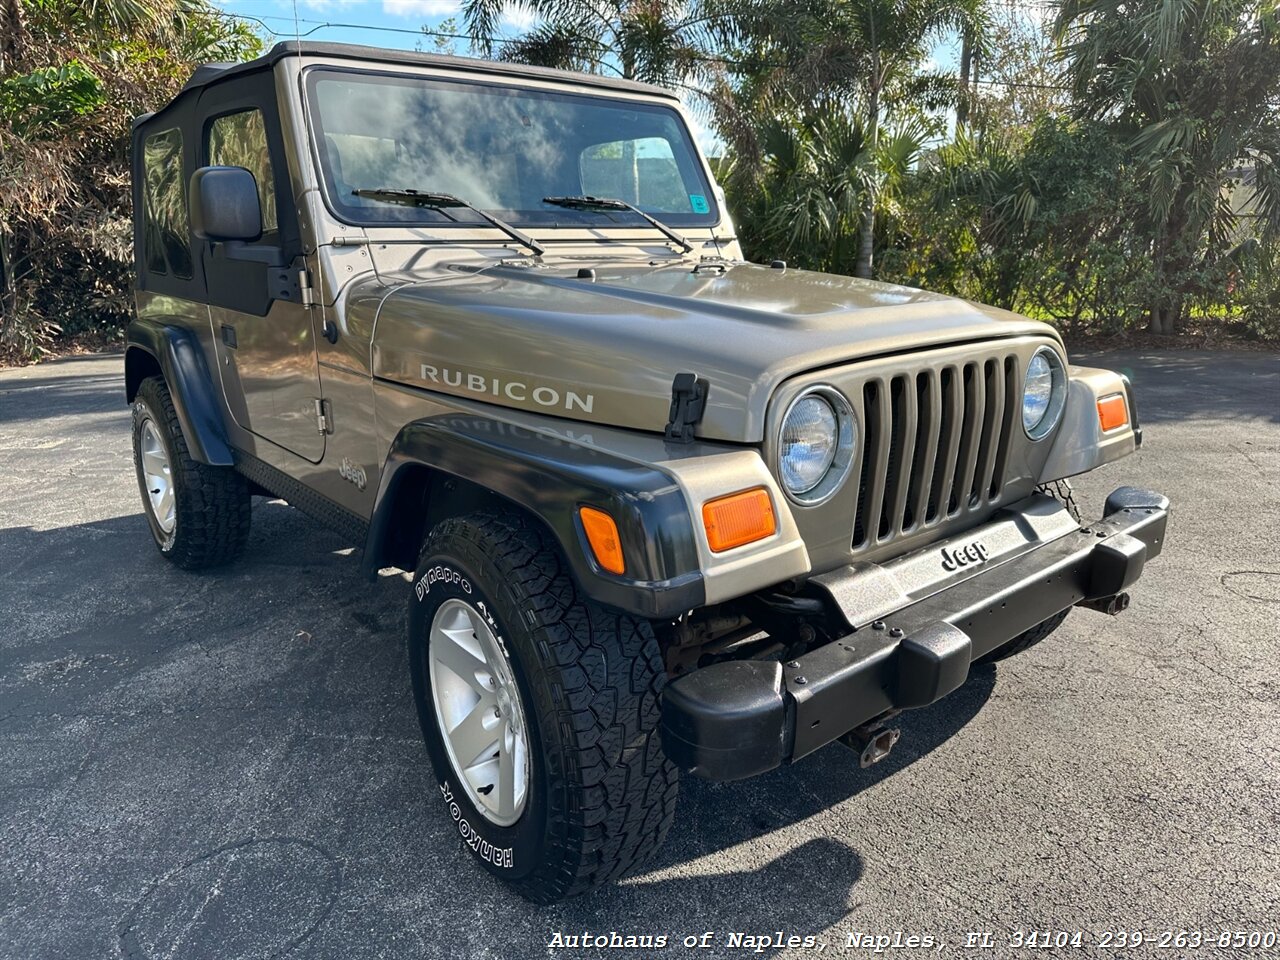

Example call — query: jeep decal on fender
[420,364,595,413]
[338,457,367,491]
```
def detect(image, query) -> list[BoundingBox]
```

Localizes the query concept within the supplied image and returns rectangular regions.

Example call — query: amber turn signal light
[579,506,625,575]
[1097,394,1128,432]
[702,487,777,553]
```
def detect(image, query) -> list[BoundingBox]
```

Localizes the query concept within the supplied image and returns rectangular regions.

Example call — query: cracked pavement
[0,349,1277,959]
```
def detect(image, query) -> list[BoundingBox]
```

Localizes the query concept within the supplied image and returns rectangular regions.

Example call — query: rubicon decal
[420,364,595,413]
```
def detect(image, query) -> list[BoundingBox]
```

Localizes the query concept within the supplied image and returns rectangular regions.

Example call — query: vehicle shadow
[1,497,996,831]
[1,501,996,956]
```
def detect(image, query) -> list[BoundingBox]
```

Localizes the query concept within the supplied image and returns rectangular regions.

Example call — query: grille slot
[852,353,1018,549]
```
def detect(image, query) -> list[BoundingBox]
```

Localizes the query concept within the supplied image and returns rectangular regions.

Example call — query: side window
[142,128,193,279]
[207,109,278,234]
[579,137,691,213]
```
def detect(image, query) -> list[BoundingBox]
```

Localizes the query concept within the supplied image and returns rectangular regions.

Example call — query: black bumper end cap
[1090,532,1147,598]
[661,659,786,781]
[896,621,972,709]
[1104,486,1169,515]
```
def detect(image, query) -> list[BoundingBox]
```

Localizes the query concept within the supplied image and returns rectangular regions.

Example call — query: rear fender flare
[125,319,234,466]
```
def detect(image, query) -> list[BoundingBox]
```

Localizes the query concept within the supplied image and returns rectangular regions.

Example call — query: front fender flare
[125,319,234,466]
[364,413,706,619]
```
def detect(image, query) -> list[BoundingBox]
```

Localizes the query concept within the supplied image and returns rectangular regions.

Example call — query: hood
[365,259,1058,443]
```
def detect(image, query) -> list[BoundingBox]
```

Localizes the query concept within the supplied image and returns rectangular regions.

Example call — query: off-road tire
[1036,478,1082,522]
[407,510,678,903]
[975,608,1070,664]
[131,376,251,569]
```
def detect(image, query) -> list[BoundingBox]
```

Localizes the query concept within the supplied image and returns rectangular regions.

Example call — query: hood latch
[665,372,708,444]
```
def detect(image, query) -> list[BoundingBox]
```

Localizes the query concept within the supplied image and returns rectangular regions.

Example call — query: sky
[212,0,539,53]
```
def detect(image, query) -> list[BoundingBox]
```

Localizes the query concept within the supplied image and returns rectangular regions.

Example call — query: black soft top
[134,40,676,129]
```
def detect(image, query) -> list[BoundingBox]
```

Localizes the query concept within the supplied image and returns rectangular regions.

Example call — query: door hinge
[314,398,333,435]
[299,268,316,308]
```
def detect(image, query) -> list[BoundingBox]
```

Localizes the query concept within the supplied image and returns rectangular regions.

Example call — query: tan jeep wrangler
[125,41,1168,902]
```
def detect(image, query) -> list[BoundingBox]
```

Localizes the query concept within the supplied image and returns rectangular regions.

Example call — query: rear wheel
[407,510,677,903]
[131,376,250,569]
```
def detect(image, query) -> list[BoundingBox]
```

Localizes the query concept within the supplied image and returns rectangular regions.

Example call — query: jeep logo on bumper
[941,540,989,571]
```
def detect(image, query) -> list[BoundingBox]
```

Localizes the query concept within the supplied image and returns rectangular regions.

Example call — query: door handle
[221,324,237,348]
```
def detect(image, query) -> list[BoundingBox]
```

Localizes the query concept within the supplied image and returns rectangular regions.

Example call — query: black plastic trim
[125,319,234,466]
[1119,373,1143,448]
[661,486,1170,781]
[234,452,369,545]
[149,41,677,115]
[365,413,706,619]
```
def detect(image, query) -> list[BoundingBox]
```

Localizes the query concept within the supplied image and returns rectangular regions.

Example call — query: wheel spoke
[496,732,516,820]
[142,448,167,477]
[449,698,499,768]
[427,598,529,827]
[433,630,490,693]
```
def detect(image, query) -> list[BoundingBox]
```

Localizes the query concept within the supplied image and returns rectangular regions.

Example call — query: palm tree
[1056,0,1280,333]
[825,0,987,278]
[718,0,987,278]
[725,108,927,273]
[461,0,735,86]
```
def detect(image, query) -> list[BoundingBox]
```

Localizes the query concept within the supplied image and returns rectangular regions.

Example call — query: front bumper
[661,486,1170,781]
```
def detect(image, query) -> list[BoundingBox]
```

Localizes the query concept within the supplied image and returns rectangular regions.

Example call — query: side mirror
[190,166,262,243]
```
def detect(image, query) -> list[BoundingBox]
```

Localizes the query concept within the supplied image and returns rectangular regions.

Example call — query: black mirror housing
[190,166,262,243]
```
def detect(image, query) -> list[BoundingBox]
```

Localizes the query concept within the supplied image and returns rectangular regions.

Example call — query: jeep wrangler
[126,42,1168,902]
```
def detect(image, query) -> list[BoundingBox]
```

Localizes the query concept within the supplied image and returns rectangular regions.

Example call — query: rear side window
[142,128,193,278]
[207,109,278,234]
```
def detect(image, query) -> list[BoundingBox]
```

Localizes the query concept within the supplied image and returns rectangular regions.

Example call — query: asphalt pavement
[0,349,1277,960]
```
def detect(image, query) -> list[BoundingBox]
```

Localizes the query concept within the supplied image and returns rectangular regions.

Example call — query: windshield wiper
[352,188,545,257]
[542,196,694,254]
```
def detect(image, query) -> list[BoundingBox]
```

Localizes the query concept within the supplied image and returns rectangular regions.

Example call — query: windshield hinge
[314,398,333,435]
[664,372,708,444]
[299,268,316,308]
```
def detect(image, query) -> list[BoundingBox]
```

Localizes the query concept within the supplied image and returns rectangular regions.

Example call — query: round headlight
[779,387,855,503]
[1023,347,1066,439]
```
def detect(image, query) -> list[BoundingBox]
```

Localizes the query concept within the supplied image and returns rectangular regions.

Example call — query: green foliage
[1055,0,1280,332]
[0,61,105,136]
[716,0,1278,341]
[0,0,263,362]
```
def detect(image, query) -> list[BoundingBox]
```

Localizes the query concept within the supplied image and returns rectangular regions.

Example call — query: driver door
[197,77,325,463]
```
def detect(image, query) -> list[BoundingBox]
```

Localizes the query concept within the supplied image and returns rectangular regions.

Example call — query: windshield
[305,68,719,229]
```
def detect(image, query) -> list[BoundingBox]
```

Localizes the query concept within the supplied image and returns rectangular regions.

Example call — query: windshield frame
[301,65,722,232]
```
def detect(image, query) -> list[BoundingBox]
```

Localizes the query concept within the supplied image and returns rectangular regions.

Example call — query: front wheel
[407,510,678,903]
[974,608,1070,664]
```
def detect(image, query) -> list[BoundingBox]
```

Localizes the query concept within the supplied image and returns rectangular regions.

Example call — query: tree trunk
[1148,304,1174,335]
[957,29,973,132]
[0,230,11,327]
[854,82,879,279]
[0,0,30,74]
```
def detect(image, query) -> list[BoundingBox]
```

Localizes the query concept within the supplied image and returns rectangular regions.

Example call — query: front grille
[852,354,1018,549]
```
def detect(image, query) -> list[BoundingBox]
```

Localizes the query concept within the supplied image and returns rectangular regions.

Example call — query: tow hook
[1078,592,1131,616]
[839,722,902,768]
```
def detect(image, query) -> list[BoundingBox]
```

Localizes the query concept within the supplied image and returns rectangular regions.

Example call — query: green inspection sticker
[689,194,710,214]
